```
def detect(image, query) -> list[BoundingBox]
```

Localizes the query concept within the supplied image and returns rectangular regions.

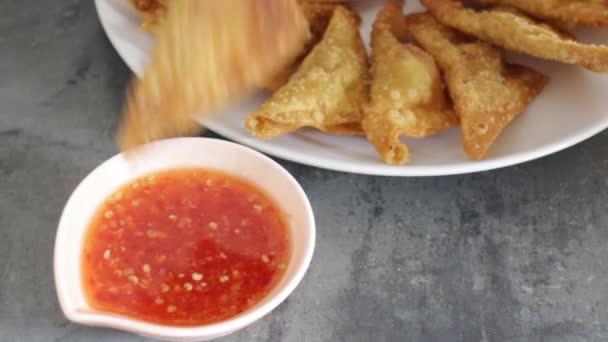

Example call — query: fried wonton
[129,0,167,30]
[408,13,548,160]
[363,0,458,165]
[300,0,357,3]
[261,3,339,92]
[118,0,310,151]
[245,6,368,139]
[470,0,608,27]
[422,0,608,73]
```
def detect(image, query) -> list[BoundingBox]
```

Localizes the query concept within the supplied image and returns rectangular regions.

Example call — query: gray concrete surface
[2,1,608,341]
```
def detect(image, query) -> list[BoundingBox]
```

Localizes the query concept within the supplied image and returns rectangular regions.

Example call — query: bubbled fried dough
[363,0,458,165]
[118,0,310,151]
[246,6,368,139]
[129,0,167,30]
[422,0,608,73]
[300,0,358,3]
[469,0,608,27]
[408,13,548,160]
[260,2,340,92]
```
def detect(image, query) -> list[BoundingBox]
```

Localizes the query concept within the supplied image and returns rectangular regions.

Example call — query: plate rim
[95,0,608,177]
[203,121,608,176]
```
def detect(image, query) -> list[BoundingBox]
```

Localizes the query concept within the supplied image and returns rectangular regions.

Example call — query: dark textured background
[1,1,608,341]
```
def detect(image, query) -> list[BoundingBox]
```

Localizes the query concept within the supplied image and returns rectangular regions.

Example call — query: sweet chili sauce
[81,168,290,326]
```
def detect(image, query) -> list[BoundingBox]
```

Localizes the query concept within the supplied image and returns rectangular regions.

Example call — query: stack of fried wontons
[130,0,608,164]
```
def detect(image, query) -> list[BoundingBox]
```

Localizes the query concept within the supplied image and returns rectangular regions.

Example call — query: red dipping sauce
[81,168,290,326]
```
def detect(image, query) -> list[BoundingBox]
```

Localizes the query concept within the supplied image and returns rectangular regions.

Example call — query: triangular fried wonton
[129,0,167,30]
[246,6,368,139]
[422,0,608,73]
[260,2,339,91]
[408,13,548,160]
[118,0,310,151]
[300,0,357,3]
[470,0,608,28]
[363,0,458,165]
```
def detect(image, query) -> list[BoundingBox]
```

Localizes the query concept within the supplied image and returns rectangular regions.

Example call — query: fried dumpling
[261,2,339,92]
[469,0,608,27]
[363,0,458,164]
[422,0,608,73]
[246,6,368,139]
[129,0,167,30]
[408,13,548,160]
[300,0,358,3]
[118,0,310,151]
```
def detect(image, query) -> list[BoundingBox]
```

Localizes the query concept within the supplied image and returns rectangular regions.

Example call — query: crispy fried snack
[363,0,458,165]
[128,0,350,32]
[300,0,357,3]
[129,0,167,30]
[470,0,608,27]
[422,0,608,73]
[118,0,310,151]
[408,13,548,160]
[261,3,338,91]
[128,0,337,92]
[245,6,368,139]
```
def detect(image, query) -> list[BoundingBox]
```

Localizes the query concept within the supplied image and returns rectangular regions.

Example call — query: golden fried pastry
[261,3,339,91]
[128,0,338,92]
[408,13,548,160]
[422,0,608,73]
[129,0,167,30]
[246,6,368,139]
[300,0,357,2]
[363,0,458,165]
[118,0,310,151]
[470,0,608,27]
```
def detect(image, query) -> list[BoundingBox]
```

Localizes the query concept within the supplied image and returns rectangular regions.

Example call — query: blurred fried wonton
[119,0,310,150]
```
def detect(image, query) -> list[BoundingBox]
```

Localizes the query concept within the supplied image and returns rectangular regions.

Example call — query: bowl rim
[54,138,316,339]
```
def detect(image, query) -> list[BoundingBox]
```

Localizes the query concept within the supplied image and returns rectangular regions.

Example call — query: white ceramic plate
[95,0,608,176]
